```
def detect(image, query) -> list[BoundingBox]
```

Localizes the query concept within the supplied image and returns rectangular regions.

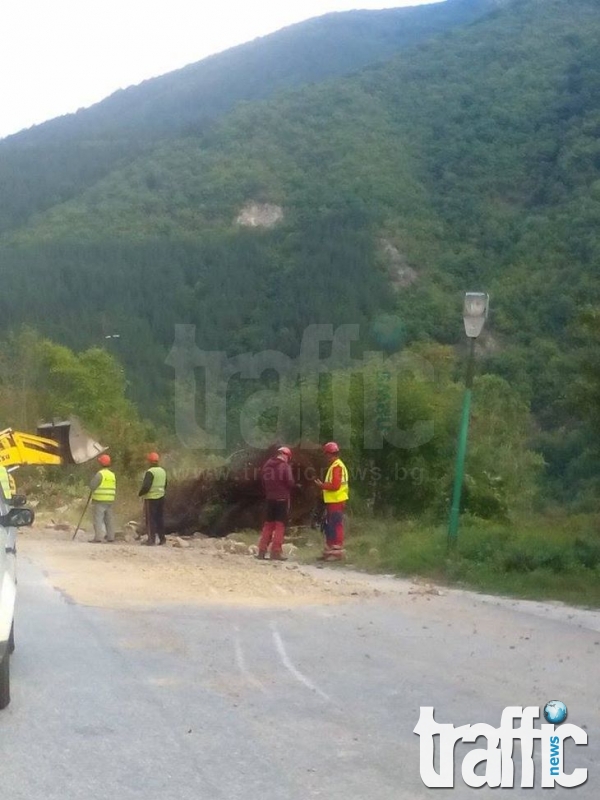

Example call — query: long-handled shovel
[72,492,92,540]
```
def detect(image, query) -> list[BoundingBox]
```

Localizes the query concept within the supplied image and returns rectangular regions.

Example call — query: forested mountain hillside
[0,0,501,234]
[0,0,599,499]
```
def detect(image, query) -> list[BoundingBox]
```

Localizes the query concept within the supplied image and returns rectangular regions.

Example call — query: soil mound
[163,446,326,536]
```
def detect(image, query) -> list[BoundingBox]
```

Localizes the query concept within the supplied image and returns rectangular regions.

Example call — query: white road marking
[270,622,331,702]
[233,626,266,691]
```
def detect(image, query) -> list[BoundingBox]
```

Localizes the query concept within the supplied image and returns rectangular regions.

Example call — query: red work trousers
[258,499,288,556]
[258,521,286,556]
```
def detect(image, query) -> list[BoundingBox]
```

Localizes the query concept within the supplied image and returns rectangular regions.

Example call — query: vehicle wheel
[0,649,10,710]
[8,622,15,654]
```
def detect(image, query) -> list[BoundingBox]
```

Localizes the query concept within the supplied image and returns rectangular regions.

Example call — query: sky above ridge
[1,0,439,139]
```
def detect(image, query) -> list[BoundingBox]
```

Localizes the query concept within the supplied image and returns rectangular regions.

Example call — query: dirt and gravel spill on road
[17,524,600,641]
[17,525,393,609]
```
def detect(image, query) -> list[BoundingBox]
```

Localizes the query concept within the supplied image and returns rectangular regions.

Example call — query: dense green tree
[0,330,151,471]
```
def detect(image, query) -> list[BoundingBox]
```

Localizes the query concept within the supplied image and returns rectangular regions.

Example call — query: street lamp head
[463,292,489,339]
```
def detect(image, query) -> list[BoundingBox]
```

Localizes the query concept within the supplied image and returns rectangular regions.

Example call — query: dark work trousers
[144,497,165,544]
[324,501,346,555]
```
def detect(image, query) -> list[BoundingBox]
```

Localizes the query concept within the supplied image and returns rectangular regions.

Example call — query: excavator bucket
[36,418,108,465]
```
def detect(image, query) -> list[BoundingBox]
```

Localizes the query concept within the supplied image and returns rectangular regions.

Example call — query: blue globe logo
[544,701,568,725]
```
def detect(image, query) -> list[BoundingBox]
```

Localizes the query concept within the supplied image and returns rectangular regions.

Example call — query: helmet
[147,452,160,463]
[98,454,111,466]
[277,446,292,460]
[323,442,339,454]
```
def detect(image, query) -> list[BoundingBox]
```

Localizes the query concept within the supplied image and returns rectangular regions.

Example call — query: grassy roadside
[336,513,600,608]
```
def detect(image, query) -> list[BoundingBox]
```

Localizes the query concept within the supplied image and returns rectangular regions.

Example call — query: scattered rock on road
[172,537,191,549]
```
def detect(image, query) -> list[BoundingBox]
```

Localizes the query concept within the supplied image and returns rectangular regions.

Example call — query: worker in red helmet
[89,453,116,543]
[256,446,295,560]
[314,442,349,561]
[139,452,167,545]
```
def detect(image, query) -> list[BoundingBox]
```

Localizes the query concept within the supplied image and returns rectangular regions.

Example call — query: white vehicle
[0,495,34,709]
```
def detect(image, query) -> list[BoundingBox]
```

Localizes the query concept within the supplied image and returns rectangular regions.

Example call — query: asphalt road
[1,556,599,799]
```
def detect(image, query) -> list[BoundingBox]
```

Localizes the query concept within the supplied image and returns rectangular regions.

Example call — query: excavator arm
[0,418,106,469]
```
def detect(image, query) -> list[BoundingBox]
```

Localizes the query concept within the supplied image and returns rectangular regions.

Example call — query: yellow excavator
[0,418,106,472]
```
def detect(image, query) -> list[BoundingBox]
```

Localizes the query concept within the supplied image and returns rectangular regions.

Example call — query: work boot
[144,539,156,546]
[317,548,334,561]
[255,551,267,560]
[158,537,166,546]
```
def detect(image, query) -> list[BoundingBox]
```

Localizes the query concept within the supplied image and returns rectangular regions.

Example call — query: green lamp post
[447,292,489,547]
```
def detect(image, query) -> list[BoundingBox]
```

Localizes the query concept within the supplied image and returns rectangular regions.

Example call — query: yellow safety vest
[92,468,116,502]
[323,458,349,503]
[145,466,166,500]
[0,466,13,501]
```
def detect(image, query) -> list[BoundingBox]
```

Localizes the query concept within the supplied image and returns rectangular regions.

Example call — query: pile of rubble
[161,446,327,537]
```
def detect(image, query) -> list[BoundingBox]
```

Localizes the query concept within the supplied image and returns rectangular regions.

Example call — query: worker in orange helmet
[89,453,116,543]
[139,452,167,545]
[256,446,295,560]
[314,442,349,561]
